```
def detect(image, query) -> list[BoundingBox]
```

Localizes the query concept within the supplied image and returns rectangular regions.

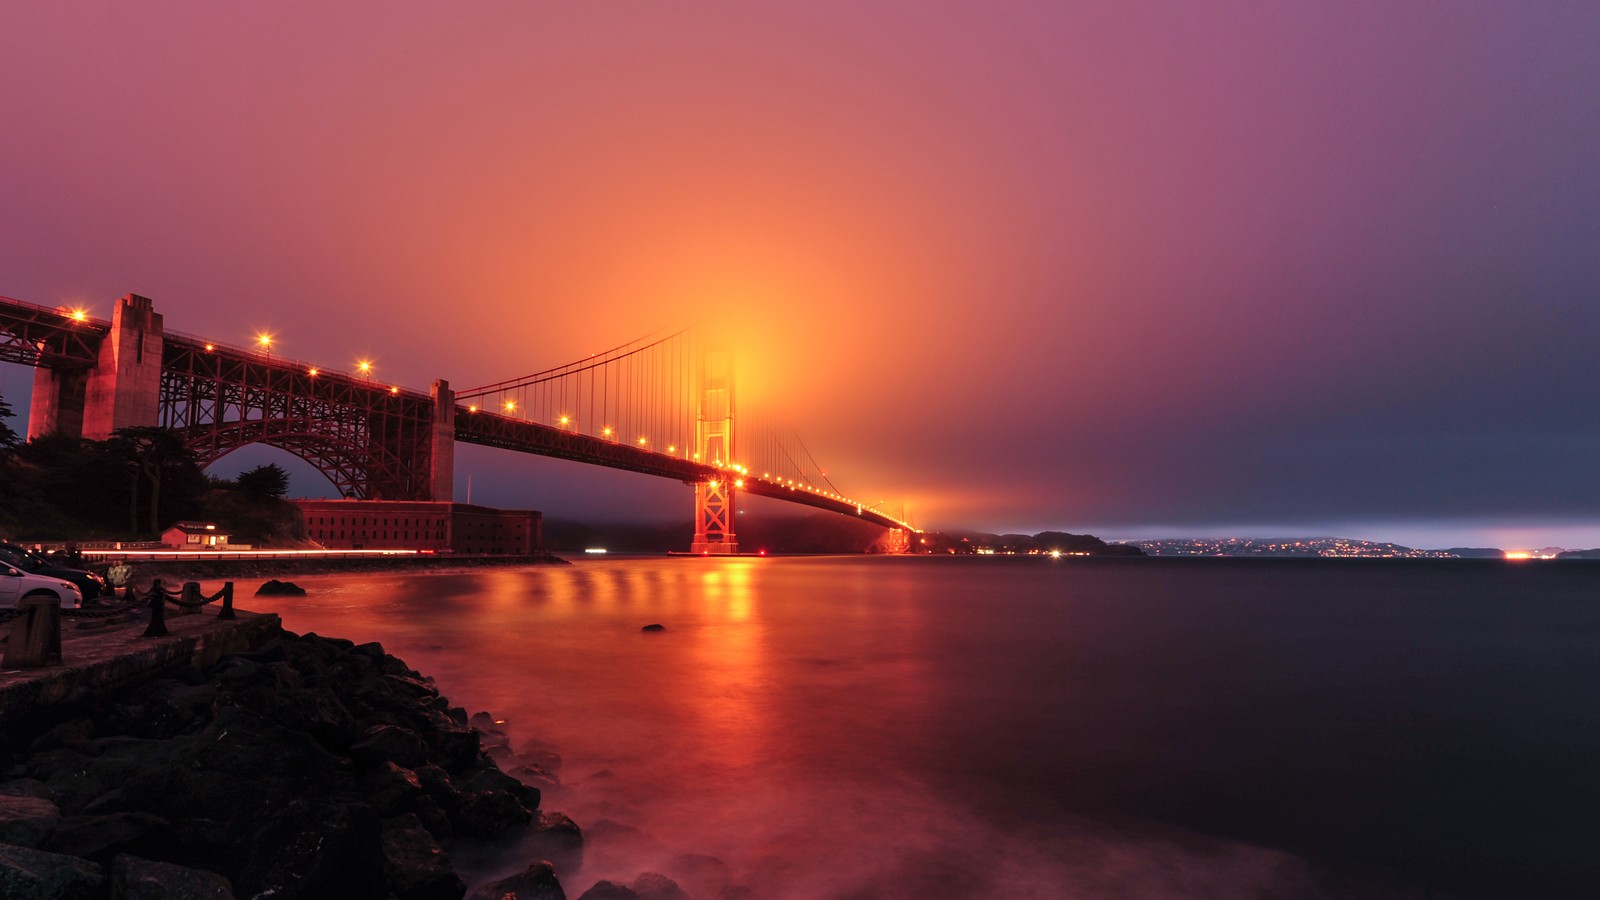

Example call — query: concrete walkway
[0,605,281,724]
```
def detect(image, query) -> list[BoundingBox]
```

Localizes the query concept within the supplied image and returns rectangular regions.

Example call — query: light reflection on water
[229,556,1600,899]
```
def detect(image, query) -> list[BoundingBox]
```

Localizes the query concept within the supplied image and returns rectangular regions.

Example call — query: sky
[2,2,1598,549]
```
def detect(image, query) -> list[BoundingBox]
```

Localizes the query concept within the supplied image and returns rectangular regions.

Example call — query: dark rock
[27,717,95,755]
[578,881,638,900]
[381,814,465,900]
[239,799,385,900]
[255,579,307,596]
[465,766,540,809]
[630,873,690,900]
[0,793,59,847]
[364,762,427,817]
[640,624,665,632]
[0,841,105,899]
[467,860,565,900]
[110,853,235,899]
[414,765,461,810]
[352,723,432,769]
[525,811,583,875]
[455,789,533,838]
[670,853,732,898]
[42,811,177,863]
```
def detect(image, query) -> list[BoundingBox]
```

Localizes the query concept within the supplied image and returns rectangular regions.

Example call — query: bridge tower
[690,346,737,554]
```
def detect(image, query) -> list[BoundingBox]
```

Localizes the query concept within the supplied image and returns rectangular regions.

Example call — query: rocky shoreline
[0,628,585,899]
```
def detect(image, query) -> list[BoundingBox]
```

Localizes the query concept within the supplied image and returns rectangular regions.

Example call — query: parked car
[0,546,105,602]
[0,562,83,609]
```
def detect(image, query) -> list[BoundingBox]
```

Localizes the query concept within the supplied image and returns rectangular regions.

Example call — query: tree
[0,389,18,450]
[237,463,290,499]
[109,427,203,534]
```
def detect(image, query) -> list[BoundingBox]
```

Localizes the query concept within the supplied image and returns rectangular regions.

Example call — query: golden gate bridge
[1,292,916,553]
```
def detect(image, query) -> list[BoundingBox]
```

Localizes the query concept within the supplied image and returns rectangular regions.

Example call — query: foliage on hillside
[0,388,304,546]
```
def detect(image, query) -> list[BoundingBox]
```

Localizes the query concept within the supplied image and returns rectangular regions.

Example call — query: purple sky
[3,2,1598,548]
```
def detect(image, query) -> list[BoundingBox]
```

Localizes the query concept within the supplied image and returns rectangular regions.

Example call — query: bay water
[262,556,1600,898]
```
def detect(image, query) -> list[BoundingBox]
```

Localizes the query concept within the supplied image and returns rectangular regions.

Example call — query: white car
[0,562,83,609]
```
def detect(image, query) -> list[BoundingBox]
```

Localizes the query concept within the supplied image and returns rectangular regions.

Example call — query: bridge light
[468,405,478,413]
[667,444,676,453]
[389,386,399,395]
[638,436,648,446]
[204,343,215,352]
[504,400,516,413]
[69,308,88,322]
[709,480,719,489]
[602,426,613,438]
[308,367,319,376]
[558,415,570,427]
[734,478,744,488]
[357,360,373,379]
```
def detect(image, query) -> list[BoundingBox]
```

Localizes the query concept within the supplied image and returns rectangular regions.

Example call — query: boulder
[630,872,689,900]
[577,881,638,900]
[255,580,307,596]
[0,793,59,848]
[42,811,178,863]
[640,624,665,632]
[467,860,565,900]
[238,799,385,900]
[110,853,235,899]
[0,841,105,899]
[455,789,533,838]
[352,723,432,769]
[524,811,583,875]
[380,814,465,900]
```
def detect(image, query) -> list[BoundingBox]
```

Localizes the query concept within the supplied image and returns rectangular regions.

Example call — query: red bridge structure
[2,293,916,553]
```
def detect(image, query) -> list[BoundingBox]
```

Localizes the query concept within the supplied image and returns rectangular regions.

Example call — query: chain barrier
[4,579,239,665]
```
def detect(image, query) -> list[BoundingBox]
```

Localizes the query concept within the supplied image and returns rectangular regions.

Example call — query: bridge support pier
[28,367,89,440]
[28,294,163,440]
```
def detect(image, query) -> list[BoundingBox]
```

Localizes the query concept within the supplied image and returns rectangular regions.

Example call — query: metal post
[178,581,202,615]
[218,581,236,619]
[144,580,169,637]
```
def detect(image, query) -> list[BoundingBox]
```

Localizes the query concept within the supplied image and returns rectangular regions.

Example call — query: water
[255,556,1600,898]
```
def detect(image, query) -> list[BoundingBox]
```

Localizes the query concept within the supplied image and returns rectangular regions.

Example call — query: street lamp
[357,360,373,380]
[257,333,273,359]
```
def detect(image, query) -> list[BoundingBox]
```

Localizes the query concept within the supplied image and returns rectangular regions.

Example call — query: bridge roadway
[453,410,911,531]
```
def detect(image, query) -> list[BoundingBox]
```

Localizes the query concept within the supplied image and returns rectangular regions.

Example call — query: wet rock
[640,624,665,632]
[0,841,105,899]
[467,860,566,900]
[364,762,427,817]
[42,811,178,863]
[630,872,690,900]
[352,723,432,769]
[456,788,533,838]
[525,811,584,875]
[466,765,541,809]
[110,853,235,899]
[254,579,307,596]
[0,793,59,847]
[578,881,638,900]
[670,853,732,898]
[381,814,465,900]
[239,799,384,900]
